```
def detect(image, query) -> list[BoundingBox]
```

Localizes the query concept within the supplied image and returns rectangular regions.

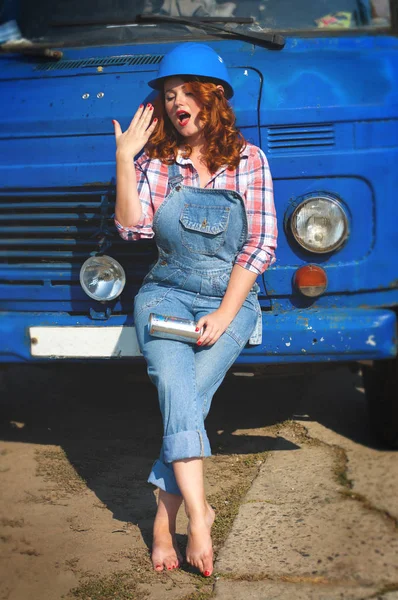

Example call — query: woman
[113,42,277,577]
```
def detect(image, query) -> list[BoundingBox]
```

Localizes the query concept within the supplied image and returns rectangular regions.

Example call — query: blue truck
[0,0,397,446]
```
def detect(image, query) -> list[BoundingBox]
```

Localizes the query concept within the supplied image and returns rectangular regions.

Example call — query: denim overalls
[134,162,260,495]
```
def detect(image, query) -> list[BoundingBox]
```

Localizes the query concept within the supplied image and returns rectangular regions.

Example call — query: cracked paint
[366,335,377,347]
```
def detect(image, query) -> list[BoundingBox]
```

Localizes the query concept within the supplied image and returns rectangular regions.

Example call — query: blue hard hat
[148,42,234,99]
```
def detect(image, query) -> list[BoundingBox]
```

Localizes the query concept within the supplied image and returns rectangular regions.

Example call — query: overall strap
[167,161,183,188]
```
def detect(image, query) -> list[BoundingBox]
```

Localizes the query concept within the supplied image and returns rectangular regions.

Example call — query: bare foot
[152,490,183,572]
[152,523,183,571]
[186,502,215,576]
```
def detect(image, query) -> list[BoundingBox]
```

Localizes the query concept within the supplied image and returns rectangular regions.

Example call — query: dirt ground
[0,363,396,600]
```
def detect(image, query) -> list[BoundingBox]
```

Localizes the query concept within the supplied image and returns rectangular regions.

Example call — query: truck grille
[0,188,157,283]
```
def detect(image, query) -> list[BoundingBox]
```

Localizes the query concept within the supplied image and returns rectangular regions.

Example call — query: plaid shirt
[115,143,277,275]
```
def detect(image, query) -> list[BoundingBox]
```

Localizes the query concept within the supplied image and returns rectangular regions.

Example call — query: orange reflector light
[294,265,328,297]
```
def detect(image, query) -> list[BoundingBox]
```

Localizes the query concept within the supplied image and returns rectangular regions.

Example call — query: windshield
[2,0,391,46]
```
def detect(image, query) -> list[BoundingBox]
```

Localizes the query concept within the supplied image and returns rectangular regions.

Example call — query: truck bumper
[0,308,396,363]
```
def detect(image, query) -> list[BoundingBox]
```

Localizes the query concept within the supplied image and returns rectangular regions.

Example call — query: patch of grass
[209,452,266,552]
[242,453,264,468]
[176,571,214,600]
[218,572,332,584]
[282,420,323,447]
[65,557,80,572]
[19,548,40,556]
[22,491,51,504]
[332,446,352,489]
[370,583,398,598]
[178,589,214,600]
[0,517,25,528]
[35,447,86,496]
[68,571,146,600]
[339,488,398,529]
[93,501,108,510]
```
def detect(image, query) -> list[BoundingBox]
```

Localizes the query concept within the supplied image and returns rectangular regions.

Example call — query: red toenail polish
[204,570,211,577]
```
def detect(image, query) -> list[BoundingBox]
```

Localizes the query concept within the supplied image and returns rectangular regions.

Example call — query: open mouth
[176,111,191,127]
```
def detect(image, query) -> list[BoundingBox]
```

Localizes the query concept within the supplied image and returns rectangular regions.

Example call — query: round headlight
[80,255,126,302]
[291,196,348,253]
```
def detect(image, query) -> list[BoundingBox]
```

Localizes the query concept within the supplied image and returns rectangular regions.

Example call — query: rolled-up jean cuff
[147,459,181,496]
[163,429,212,463]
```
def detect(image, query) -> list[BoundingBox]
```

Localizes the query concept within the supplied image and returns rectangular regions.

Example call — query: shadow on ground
[0,362,375,552]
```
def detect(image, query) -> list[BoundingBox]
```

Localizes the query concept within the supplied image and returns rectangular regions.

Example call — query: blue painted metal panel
[0,66,261,139]
[0,308,395,363]
[1,34,398,363]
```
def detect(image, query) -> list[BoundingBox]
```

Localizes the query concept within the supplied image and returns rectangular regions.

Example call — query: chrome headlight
[80,255,126,302]
[291,196,348,253]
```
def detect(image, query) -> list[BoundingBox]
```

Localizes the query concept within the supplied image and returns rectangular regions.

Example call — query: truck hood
[1,49,261,185]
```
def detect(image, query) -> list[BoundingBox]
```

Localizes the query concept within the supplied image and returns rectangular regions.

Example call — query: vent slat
[0,213,100,221]
[269,126,333,135]
[0,202,102,210]
[0,250,93,258]
[34,54,164,72]
[0,226,99,234]
[1,238,134,247]
[1,250,136,258]
[267,124,335,153]
[269,140,335,148]
[1,238,100,247]
[269,133,334,142]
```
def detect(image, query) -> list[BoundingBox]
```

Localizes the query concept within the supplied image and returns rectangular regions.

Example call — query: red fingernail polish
[195,327,199,332]
[149,106,154,110]
[204,570,211,577]
[197,341,202,346]
[112,120,115,124]
[139,104,144,108]
[153,118,158,123]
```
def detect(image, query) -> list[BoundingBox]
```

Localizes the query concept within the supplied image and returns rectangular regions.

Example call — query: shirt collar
[175,144,250,173]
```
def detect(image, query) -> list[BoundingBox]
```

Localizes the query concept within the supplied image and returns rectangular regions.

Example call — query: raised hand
[113,103,157,159]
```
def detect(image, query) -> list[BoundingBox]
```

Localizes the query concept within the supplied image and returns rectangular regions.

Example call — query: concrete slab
[213,580,381,600]
[303,419,398,522]
[245,444,339,504]
[216,441,398,586]
[301,368,398,521]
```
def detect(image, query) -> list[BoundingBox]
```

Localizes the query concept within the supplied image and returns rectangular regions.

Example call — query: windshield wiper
[51,16,255,27]
[136,13,285,49]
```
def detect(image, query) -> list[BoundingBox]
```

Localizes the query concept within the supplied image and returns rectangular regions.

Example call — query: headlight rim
[79,254,126,302]
[290,194,349,255]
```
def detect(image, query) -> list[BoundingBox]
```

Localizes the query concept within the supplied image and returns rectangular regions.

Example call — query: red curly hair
[145,78,246,174]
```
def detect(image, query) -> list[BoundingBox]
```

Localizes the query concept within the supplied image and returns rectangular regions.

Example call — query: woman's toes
[164,554,179,570]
